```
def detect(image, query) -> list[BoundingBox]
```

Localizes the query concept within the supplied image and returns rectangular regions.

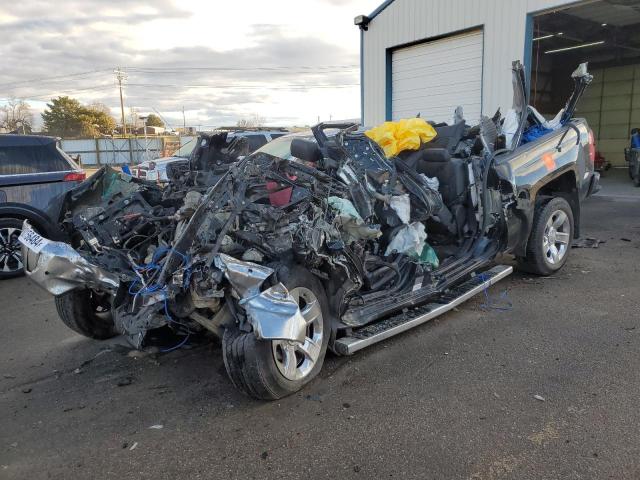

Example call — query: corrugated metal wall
[362,0,580,126]
[580,65,640,166]
[60,137,192,166]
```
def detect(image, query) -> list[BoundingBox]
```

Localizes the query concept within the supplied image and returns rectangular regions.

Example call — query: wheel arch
[0,203,61,239]
[513,169,580,257]
[534,170,580,239]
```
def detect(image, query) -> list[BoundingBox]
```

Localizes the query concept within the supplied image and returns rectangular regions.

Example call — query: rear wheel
[222,266,330,400]
[55,289,117,339]
[518,197,574,276]
[0,218,26,279]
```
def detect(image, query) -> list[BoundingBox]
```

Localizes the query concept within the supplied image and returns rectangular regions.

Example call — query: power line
[0,64,358,90]
[123,68,358,77]
[1,84,114,102]
[1,80,359,104]
[123,64,358,72]
[125,82,358,89]
[0,68,111,89]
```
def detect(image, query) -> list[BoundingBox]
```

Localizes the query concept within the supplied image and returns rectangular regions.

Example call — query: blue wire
[128,247,190,296]
[127,247,195,338]
[160,334,190,353]
[477,273,513,311]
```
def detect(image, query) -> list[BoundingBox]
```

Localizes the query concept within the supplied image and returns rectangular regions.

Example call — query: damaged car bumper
[19,221,120,296]
[214,253,307,343]
[21,218,307,344]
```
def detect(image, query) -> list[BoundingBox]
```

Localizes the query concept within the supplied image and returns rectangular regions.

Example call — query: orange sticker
[542,152,556,172]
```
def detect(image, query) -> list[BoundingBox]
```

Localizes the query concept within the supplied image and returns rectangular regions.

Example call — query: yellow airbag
[365,118,437,158]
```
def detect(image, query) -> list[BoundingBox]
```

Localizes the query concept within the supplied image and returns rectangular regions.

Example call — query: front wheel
[518,197,574,276]
[222,266,330,400]
[55,289,118,339]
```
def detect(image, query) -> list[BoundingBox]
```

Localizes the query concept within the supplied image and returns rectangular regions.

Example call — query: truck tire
[222,266,330,400]
[518,197,574,276]
[0,218,26,279]
[55,289,118,339]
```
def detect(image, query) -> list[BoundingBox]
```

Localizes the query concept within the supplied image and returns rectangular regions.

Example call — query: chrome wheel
[272,287,324,382]
[543,209,571,265]
[0,226,23,274]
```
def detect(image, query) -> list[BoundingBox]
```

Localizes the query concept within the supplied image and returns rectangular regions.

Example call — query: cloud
[318,0,365,5]
[0,1,367,127]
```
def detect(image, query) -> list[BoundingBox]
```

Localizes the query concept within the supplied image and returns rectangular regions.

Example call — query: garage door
[391,30,484,125]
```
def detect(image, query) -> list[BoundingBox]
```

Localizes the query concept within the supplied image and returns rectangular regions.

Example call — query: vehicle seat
[403,148,468,206]
[424,122,467,154]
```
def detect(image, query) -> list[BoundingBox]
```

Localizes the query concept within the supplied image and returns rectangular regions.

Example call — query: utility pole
[114,67,128,135]
[182,106,186,132]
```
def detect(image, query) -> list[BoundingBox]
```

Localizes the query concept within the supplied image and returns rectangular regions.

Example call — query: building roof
[369,0,396,21]
[0,134,59,147]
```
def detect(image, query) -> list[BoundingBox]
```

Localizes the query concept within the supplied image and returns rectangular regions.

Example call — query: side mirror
[290,138,321,163]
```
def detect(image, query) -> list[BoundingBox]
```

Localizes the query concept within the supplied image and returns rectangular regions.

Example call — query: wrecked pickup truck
[19,62,599,399]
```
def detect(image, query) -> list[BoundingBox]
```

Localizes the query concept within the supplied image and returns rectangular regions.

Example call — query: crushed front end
[22,126,460,349]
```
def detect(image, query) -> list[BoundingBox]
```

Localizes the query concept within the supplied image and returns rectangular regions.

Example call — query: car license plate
[18,226,49,253]
[146,170,158,181]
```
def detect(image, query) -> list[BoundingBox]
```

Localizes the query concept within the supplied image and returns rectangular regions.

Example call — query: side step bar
[333,265,513,355]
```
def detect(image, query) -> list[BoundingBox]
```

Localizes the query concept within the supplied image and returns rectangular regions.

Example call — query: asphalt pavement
[1,169,639,480]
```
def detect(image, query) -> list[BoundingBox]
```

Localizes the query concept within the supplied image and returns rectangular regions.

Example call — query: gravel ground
[1,169,639,480]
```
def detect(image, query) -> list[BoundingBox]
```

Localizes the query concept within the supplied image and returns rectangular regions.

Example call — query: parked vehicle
[20,62,598,399]
[0,135,85,278]
[132,130,288,182]
[625,147,640,187]
[131,138,196,182]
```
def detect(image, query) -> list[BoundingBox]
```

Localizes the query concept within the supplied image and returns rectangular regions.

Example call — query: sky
[0,0,380,130]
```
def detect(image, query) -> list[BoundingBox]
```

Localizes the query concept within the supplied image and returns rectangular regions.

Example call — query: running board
[333,265,513,355]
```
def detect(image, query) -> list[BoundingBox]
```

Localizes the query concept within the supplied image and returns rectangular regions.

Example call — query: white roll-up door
[391,30,484,125]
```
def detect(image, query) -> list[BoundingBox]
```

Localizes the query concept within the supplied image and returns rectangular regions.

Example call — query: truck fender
[509,168,580,257]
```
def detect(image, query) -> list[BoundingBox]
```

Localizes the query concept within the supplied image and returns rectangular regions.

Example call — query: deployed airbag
[365,118,437,157]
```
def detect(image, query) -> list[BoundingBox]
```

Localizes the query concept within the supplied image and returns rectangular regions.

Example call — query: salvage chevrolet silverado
[20,62,599,399]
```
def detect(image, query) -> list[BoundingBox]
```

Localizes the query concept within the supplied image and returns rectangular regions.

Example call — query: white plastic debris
[503,109,519,148]
[389,194,411,224]
[419,174,439,192]
[533,394,546,402]
[148,424,164,429]
[385,222,427,258]
[129,442,138,451]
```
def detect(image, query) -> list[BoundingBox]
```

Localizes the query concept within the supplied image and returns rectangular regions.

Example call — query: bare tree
[1,97,33,133]
[237,113,266,128]
[88,102,113,116]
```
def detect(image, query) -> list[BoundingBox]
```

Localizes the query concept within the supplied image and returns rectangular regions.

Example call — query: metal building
[357,0,640,166]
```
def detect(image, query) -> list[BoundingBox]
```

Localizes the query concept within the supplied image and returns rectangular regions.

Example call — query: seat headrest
[290,138,321,163]
[425,121,466,153]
